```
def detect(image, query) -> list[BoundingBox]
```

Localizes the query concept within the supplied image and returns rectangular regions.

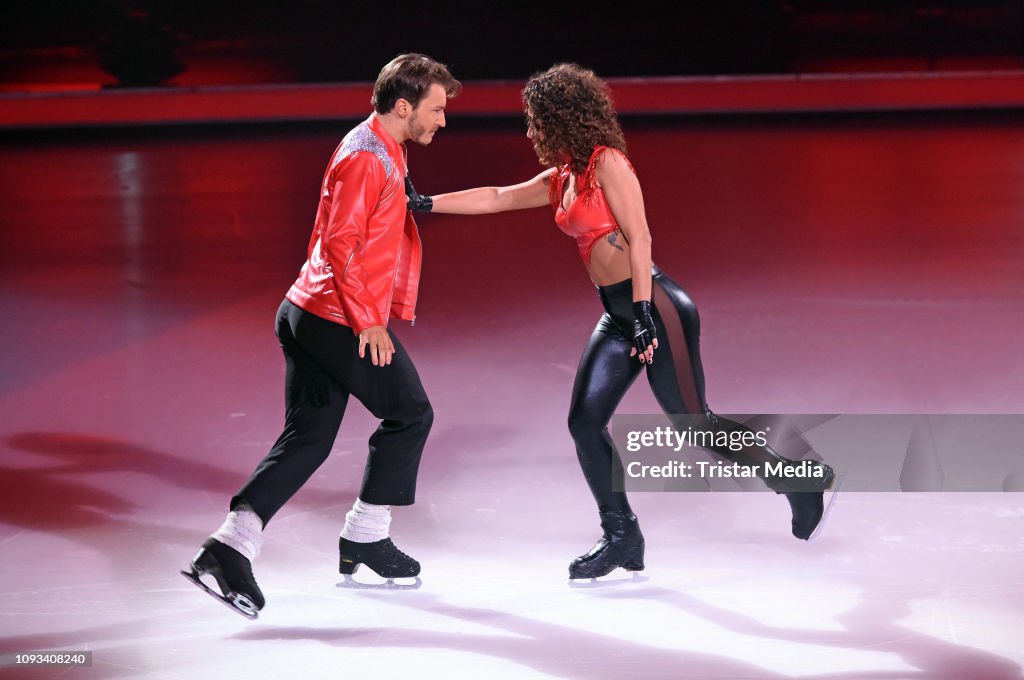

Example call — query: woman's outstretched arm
[411,168,555,215]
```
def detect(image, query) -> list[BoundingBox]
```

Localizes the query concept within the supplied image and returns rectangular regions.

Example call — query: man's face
[406,83,448,145]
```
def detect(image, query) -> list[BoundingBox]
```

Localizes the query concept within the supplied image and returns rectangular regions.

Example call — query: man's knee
[407,396,433,434]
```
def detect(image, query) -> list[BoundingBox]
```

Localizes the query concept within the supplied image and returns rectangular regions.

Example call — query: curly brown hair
[522,63,627,176]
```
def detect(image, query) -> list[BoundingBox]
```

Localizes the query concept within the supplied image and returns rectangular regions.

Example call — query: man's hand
[358,326,395,366]
[405,176,433,213]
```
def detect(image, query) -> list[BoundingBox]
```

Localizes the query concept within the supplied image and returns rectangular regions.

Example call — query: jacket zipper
[384,237,401,326]
[340,238,361,282]
[402,151,417,327]
[409,223,419,326]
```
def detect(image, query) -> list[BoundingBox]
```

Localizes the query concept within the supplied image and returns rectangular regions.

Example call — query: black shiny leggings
[567,267,795,514]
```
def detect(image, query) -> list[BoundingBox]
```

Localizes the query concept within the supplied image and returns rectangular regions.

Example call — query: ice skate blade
[180,569,258,620]
[568,571,649,589]
[805,468,846,544]
[336,573,422,591]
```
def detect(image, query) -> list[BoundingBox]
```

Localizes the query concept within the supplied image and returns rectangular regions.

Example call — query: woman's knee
[568,402,607,443]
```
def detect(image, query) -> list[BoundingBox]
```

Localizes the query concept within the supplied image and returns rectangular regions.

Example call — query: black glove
[632,300,657,360]
[405,176,433,213]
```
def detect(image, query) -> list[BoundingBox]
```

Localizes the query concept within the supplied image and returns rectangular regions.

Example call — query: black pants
[568,268,796,515]
[233,299,433,526]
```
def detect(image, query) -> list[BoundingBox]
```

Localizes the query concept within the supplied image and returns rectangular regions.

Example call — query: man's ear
[394,98,412,119]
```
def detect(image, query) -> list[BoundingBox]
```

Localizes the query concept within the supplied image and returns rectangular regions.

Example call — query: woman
[406,64,835,579]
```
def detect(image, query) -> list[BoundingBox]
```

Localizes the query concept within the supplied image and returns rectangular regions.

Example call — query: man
[181,54,461,619]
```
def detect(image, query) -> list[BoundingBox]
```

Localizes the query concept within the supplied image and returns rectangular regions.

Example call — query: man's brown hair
[372,54,462,113]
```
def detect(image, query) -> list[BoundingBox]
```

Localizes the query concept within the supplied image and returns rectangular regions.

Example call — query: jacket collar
[367,113,405,162]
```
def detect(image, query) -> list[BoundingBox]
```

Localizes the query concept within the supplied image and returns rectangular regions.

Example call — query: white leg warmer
[211,507,263,562]
[340,499,391,543]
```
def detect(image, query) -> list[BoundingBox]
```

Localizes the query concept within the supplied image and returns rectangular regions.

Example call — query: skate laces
[381,539,412,562]
[228,548,259,586]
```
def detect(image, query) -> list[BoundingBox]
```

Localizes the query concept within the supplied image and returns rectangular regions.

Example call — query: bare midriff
[586,229,634,286]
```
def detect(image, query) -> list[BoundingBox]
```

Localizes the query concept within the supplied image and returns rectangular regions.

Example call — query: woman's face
[525,106,552,164]
[525,107,540,141]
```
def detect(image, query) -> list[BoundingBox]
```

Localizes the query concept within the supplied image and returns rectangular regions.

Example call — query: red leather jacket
[286,114,422,335]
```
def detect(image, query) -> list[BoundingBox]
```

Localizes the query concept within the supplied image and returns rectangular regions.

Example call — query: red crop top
[551,145,636,263]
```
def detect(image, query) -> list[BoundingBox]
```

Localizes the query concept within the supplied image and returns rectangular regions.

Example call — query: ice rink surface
[1,114,1022,679]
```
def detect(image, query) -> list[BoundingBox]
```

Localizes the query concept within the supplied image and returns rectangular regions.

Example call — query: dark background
[2,1,1023,89]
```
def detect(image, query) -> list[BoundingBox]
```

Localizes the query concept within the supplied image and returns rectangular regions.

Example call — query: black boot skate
[180,538,265,619]
[701,409,841,541]
[569,510,645,580]
[785,492,824,540]
[339,537,420,579]
[779,461,840,540]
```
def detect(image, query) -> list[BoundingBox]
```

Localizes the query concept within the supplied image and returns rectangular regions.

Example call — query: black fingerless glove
[632,300,657,357]
[405,176,433,213]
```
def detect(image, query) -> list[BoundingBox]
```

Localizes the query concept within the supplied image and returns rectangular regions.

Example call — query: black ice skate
[338,537,421,589]
[781,462,843,541]
[180,538,265,619]
[569,510,645,580]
